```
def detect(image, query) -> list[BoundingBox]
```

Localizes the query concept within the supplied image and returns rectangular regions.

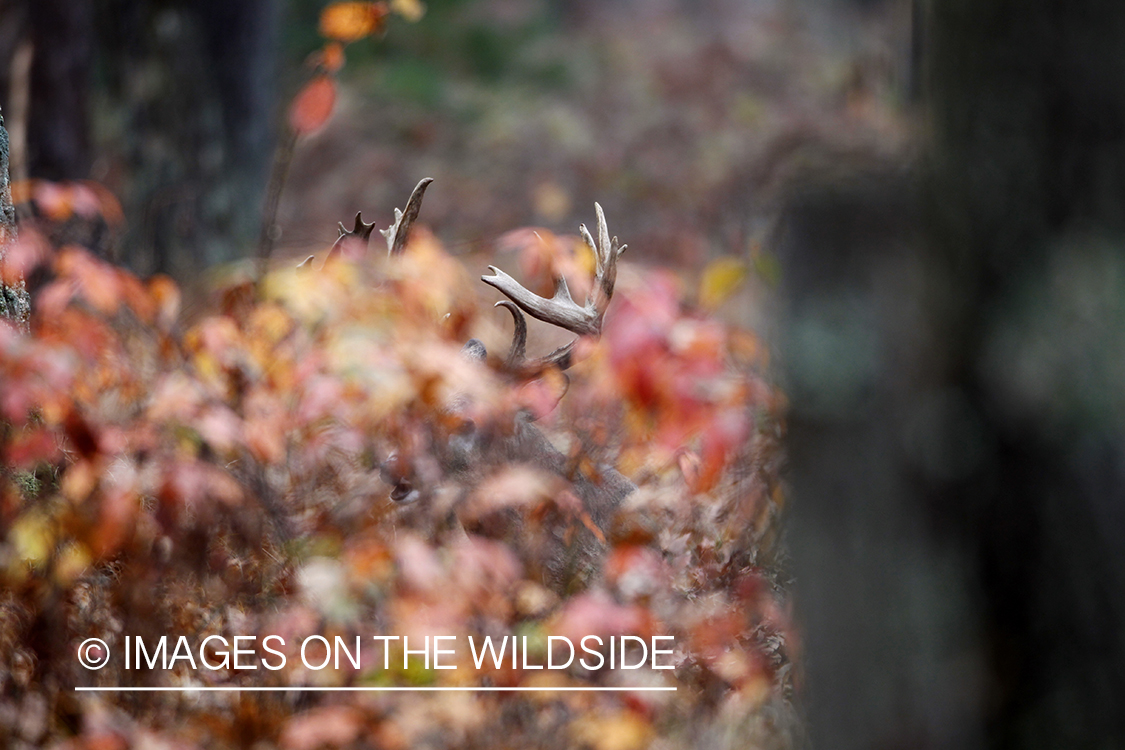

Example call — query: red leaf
[4,427,61,467]
[289,76,337,135]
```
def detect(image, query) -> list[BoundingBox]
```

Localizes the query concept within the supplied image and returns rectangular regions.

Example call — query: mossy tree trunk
[0,112,30,329]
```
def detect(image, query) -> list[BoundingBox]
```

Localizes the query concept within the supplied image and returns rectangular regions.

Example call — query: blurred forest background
[3,0,1125,749]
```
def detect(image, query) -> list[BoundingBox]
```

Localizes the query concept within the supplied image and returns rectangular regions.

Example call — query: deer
[305,179,635,590]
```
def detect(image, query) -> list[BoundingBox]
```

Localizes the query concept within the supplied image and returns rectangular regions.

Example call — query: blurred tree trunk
[782,1,1125,749]
[0,0,279,278]
[95,0,279,277]
[925,1,1125,746]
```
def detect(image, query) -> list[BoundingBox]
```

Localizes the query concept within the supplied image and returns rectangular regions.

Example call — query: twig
[8,38,32,204]
[256,128,299,275]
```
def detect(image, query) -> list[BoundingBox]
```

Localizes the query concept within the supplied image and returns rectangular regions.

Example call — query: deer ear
[461,338,487,361]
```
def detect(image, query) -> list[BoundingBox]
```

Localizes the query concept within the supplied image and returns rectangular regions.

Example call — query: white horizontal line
[75,686,676,692]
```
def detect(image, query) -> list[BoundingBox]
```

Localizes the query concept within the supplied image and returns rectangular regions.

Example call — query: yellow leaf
[10,511,54,568]
[61,460,98,502]
[391,0,426,22]
[699,257,747,311]
[55,542,91,585]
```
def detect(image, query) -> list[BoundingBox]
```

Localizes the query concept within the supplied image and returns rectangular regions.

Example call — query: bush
[0,216,790,747]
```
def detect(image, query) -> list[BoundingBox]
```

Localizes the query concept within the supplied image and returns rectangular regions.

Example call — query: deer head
[305,180,634,587]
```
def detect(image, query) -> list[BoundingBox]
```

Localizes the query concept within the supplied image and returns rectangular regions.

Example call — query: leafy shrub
[0,218,790,748]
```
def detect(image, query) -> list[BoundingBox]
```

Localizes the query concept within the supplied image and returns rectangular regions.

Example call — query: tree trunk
[783,2,1125,748]
[0,0,279,279]
[0,112,30,329]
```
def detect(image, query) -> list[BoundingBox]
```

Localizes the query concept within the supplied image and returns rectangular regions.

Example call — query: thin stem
[256,127,299,275]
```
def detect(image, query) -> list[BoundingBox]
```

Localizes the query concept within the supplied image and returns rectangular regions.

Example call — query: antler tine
[382,177,434,256]
[308,179,433,271]
[322,212,377,266]
[586,202,625,317]
[482,203,625,373]
[494,300,527,368]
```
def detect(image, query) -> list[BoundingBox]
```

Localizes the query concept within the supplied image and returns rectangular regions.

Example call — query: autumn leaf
[289,75,337,135]
[9,511,55,568]
[0,229,49,285]
[391,0,426,23]
[31,180,76,221]
[321,41,346,72]
[8,179,32,204]
[4,427,62,467]
[280,706,363,750]
[81,180,125,225]
[571,712,654,750]
[699,256,747,310]
[319,1,389,42]
[148,274,181,329]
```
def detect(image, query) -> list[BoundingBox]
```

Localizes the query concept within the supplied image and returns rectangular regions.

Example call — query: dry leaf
[280,706,363,750]
[571,712,653,750]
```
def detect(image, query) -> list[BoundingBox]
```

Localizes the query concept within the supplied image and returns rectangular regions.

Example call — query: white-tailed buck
[306,179,635,589]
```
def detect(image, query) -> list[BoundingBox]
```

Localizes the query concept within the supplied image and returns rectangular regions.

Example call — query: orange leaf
[319,2,388,42]
[81,180,125,225]
[289,76,337,135]
[9,179,33,204]
[148,274,181,329]
[321,41,346,72]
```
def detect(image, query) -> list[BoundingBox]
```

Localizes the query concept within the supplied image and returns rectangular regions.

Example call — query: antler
[305,178,433,271]
[313,184,624,377]
[381,177,433,256]
[483,203,626,374]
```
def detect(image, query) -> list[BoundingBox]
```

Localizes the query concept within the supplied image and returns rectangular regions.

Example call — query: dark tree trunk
[95,0,279,276]
[0,0,279,279]
[782,1,1125,748]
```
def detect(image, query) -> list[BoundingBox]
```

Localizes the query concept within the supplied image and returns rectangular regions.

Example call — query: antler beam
[483,202,625,372]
